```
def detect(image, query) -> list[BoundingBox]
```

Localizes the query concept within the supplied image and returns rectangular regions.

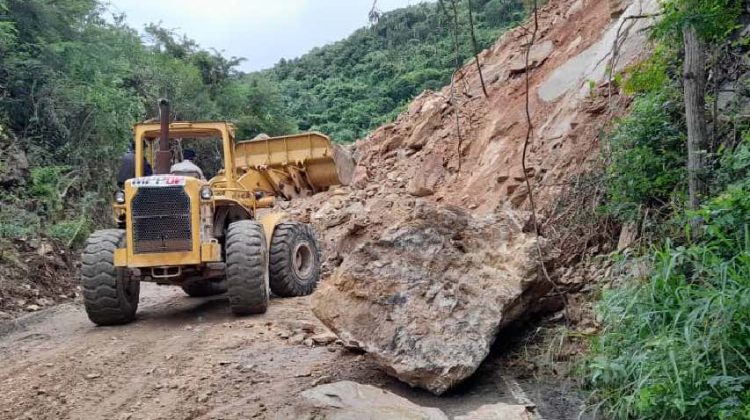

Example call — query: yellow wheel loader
[81,100,354,326]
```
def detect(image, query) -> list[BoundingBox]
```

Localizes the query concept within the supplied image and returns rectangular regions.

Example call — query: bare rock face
[277,381,448,420]
[312,201,549,395]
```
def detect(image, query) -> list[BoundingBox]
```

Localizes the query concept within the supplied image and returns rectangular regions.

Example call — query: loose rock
[277,381,448,419]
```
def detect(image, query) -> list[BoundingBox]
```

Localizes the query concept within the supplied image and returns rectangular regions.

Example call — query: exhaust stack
[154,98,172,174]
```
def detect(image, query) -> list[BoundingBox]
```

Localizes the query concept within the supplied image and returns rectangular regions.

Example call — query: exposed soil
[0,239,77,319]
[0,285,587,420]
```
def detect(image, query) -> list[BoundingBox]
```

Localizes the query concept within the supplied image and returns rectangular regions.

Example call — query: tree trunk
[683,25,708,213]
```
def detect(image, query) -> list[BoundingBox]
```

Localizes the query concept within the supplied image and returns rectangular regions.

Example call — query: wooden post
[683,25,708,213]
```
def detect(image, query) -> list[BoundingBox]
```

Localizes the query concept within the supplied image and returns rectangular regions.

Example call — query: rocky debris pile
[318,0,656,217]
[0,238,76,319]
[280,0,662,395]
[278,381,534,420]
[273,319,340,348]
[311,200,550,395]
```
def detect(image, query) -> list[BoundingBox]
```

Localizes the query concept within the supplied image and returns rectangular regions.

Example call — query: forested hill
[264,0,525,142]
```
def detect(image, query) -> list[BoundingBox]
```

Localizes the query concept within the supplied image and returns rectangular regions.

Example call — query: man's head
[183,149,196,161]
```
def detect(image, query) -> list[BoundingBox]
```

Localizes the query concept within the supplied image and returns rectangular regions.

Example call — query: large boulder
[312,201,549,395]
[277,381,448,420]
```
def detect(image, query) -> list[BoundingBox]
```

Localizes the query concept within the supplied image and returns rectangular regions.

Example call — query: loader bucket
[234,132,355,199]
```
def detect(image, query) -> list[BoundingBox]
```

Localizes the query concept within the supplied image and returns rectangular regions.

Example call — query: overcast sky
[107,0,422,72]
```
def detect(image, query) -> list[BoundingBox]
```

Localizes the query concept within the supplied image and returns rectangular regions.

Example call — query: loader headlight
[200,186,213,200]
[114,190,126,204]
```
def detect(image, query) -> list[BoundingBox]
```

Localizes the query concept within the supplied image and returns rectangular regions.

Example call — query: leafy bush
[624,45,672,95]
[0,206,39,239]
[715,133,750,191]
[589,186,750,419]
[654,0,742,43]
[604,90,686,221]
[47,219,91,247]
[29,166,71,216]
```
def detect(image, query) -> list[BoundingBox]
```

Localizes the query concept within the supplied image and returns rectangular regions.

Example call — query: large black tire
[225,220,269,315]
[181,280,227,297]
[269,222,321,297]
[81,229,139,326]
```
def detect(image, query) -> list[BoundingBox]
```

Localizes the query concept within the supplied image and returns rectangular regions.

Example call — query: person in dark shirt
[117,141,152,188]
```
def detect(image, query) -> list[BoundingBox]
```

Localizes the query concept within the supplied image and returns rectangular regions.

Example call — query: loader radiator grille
[131,187,193,254]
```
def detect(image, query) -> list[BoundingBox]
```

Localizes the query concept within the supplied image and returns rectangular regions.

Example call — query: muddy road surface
[0,284,587,419]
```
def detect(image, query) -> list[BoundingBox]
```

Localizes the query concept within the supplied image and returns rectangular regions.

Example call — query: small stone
[288,333,305,345]
[294,370,312,378]
[310,332,338,346]
[312,375,332,386]
[303,338,314,347]
[238,364,255,373]
[85,373,101,380]
[26,304,40,311]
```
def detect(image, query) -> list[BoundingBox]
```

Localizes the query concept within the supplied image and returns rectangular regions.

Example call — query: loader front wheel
[225,220,269,315]
[81,229,139,326]
[269,222,321,297]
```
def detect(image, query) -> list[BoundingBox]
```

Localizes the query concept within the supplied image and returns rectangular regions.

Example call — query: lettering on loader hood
[131,176,187,187]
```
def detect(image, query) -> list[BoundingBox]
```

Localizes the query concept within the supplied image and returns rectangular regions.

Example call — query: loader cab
[132,121,239,186]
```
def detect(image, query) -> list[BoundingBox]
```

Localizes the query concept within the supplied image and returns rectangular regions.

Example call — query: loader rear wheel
[81,229,139,326]
[225,220,269,315]
[269,222,321,297]
[181,280,227,297]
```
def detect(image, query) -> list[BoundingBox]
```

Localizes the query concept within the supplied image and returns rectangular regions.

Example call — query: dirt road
[0,284,586,420]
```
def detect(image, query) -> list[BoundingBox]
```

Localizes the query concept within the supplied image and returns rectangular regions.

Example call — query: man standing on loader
[170,149,205,180]
[117,141,152,188]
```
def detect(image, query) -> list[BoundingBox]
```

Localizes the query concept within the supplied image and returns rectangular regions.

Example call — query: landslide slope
[345,0,658,214]
[288,0,659,394]
[291,0,659,280]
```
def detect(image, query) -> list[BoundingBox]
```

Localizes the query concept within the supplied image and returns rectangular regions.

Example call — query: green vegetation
[604,87,685,222]
[587,0,750,418]
[266,0,525,142]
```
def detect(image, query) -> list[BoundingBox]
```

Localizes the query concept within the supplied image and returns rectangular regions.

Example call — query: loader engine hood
[121,176,206,266]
